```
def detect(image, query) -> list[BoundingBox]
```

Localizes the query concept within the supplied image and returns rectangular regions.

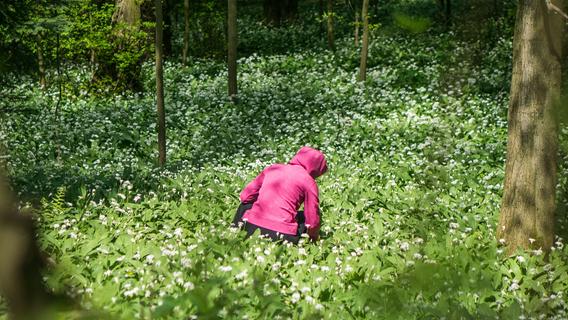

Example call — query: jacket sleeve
[304,180,321,241]
[239,169,266,203]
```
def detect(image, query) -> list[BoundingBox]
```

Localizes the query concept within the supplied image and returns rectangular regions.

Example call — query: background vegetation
[1,0,568,319]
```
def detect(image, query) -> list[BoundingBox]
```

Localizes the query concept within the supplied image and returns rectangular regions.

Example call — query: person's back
[234,146,327,243]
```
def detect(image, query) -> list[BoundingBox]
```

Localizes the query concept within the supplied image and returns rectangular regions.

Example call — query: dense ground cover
[2,15,568,319]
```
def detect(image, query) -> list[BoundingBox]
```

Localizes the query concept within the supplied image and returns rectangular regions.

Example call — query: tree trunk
[264,0,281,26]
[284,0,298,21]
[112,0,140,26]
[497,0,563,254]
[182,0,190,65]
[358,0,369,81]
[36,34,46,90]
[445,0,451,27]
[162,0,173,56]
[354,11,360,46]
[319,0,324,37]
[112,0,141,89]
[155,0,166,167]
[228,0,238,98]
[263,0,297,26]
[327,0,334,51]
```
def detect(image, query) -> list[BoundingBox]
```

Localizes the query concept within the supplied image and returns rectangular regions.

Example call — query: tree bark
[263,0,297,26]
[497,0,563,254]
[228,0,237,98]
[162,0,173,56]
[358,0,369,81]
[319,0,324,37]
[445,0,451,27]
[112,0,140,26]
[327,0,335,51]
[155,0,166,167]
[36,33,46,90]
[182,0,190,65]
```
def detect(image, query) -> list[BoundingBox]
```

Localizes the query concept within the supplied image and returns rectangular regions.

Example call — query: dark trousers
[232,203,307,244]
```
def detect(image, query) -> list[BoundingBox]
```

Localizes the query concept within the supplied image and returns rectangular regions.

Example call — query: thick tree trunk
[358,0,369,81]
[327,0,335,51]
[112,0,140,26]
[182,0,190,65]
[36,34,46,90]
[155,0,166,167]
[228,0,237,98]
[112,0,141,89]
[497,0,563,253]
[354,11,360,46]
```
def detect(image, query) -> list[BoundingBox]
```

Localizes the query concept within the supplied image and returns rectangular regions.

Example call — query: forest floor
[1,16,568,319]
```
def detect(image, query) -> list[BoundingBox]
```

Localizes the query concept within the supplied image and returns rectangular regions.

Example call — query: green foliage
[393,12,431,33]
[2,4,568,319]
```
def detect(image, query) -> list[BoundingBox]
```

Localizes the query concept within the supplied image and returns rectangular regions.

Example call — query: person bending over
[232,146,327,244]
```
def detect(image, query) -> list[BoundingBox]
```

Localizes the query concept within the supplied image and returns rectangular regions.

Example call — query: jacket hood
[289,146,328,178]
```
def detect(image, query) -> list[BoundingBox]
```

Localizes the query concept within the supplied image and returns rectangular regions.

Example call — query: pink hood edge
[289,146,328,178]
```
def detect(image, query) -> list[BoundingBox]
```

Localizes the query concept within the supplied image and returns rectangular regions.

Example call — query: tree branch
[546,0,568,21]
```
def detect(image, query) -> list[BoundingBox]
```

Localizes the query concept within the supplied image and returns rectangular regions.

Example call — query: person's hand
[307,226,319,242]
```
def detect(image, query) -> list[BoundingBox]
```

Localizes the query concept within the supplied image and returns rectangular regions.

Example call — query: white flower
[291,292,301,303]
[146,255,154,264]
[400,242,410,251]
[300,287,311,293]
[413,253,423,260]
[174,228,183,237]
[219,265,233,272]
[295,259,306,266]
[183,282,194,290]
[315,303,324,311]
[449,222,459,229]
[516,256,525,263]
[236,270,248,280]
[508,280,520,291]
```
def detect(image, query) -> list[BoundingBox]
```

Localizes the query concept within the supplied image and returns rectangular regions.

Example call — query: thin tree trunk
[319,0,324,37]
[155,0,166,167]
[354,11,359,46]
[54,34,62,162]
[182,0,190,65]
[228,0,237,98]
[90,49,97,81]
[37,34,46,90]
[327,0,334,51]
[497,0,563,254]
[445,0,451,27]
[358,0,369,81]
[163,0,173,56]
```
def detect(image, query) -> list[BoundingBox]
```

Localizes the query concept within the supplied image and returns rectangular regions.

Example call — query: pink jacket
[240,147,328,240]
